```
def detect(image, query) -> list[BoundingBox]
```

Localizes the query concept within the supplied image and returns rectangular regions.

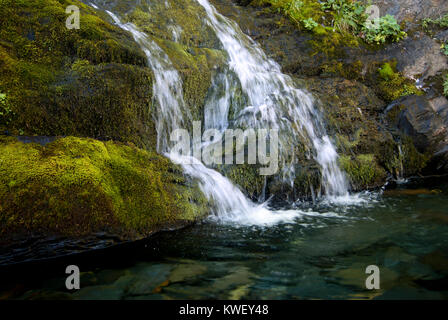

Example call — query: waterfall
[90,0,352,225]
[196,0,348,197]
[100,7,279,224]
[106,11,190,153]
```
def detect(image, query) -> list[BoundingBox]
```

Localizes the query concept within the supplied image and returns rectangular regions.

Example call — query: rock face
[394,96,447,152]
[363,0,448,24]
[361,32,448,82]
[386,95,448,172]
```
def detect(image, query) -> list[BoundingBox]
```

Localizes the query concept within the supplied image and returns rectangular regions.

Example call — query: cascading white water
[106,11,190,153]
[196,0,349,196]
[91,0,355,226]
[100,6,288,224]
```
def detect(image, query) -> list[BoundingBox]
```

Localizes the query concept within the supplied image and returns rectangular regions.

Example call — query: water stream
[1,1,447,300]
[93,0,353,227]
[196,0,349,196]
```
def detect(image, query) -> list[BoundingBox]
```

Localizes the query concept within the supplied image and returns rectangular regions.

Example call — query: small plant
[321,0,366,33]
[284,0,303,13]
[362,14,407,44]
[303,18,318,30]
[441,43,448,56]
[259,0,406,45]
[444,76,448,97]
[0,93,14,126]
[423,14,448,31]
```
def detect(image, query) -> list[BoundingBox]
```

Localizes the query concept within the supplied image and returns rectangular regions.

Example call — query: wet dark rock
[361,32,448,82]
[435,30,448,43]
[16,136,59,146]
[385,94,448,171]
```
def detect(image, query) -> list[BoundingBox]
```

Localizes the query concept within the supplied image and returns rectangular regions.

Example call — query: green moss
[153,39,212,121]
[386,104,406,124]
[0,92,14,129]
[336,128,363,151]
[0,136,208,240]
[339,154,386,190]
[400,137,431,176]
[220,164,266,200]
[308,27,359,57]
[377,136,430,178]
[124,1,220,124]
[0,0,152,146]
[321,60,364,79]
[378,62,395,80]
[376,62,423,102]
[251,0,406,55]
[292,166,322,198]
[125,1,216,48]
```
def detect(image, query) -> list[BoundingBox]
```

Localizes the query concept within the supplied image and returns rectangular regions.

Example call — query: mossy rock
[14,61,156,149]
[0,0,156,149]
[378,135,431,178]
[0,136,209,241]
[219,164,266,200]
[339,154,387,190]
[375,62,423,102]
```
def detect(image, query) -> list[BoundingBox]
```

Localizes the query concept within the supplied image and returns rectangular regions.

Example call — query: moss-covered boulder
[0,0,159,149]
[339,154,387,190]
[0,136,208,242]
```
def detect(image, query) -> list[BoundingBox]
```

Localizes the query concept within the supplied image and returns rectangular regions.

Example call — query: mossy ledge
[0,136,209,242]
[0,0,156,149]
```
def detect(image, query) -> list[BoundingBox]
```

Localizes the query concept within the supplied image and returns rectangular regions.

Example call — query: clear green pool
[2,182,448,300]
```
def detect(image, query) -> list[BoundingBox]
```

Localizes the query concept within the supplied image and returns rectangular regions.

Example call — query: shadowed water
[2,182,448,300]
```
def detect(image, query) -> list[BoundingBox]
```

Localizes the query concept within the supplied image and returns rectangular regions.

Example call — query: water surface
[2,182,448,300]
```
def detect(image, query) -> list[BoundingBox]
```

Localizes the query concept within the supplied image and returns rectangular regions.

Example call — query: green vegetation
[444,76,448,97]
[125,1,218,123]
[422,14,448,59]
[339,154,386,190]
[220,164,266,200]
[378,137,430,178]
[377,62,422,102]
[303,18,318,30]
[0,93,14,128]
[0,137,208,240]
[441,43,448,57]
[362,14,406,44]
[253,0,406,46]
[422,14,448,31]
[400,137,431,176]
